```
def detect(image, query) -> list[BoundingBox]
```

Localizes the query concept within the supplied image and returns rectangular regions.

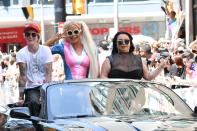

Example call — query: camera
[158,52,169,60]
[156,51,172,64]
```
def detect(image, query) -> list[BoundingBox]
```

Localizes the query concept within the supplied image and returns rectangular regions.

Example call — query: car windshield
[90,81,192,116]
[47,83,94,119]
[47,81,192,120]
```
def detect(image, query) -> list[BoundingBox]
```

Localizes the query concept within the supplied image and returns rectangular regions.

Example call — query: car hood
[112,115,197,130]
[41,116,136,131]
[41,115,197,131]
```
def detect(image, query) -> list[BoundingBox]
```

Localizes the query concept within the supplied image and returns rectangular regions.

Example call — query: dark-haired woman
[100,31,167,80]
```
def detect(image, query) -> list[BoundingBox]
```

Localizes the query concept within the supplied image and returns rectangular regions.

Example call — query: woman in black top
[100,31,167,80]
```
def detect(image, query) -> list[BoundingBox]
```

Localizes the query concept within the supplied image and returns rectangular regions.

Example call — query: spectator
[139,43,154,70]
[98,40,111,71]
[45,21,99,79]
[175,46,185,56]
[100,31,167,80]
[189,39,197,54]
[182,49,197,80]
[169,55,186,79]
[133,44,140,55]
[16,22,53,116]
[3,53,19,104]
[164,0,177,37]
[52,54,65,81]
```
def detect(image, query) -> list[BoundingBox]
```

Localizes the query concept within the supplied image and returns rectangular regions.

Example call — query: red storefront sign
[89,26,141,36]
[58,22,65,33]
[0,27,25,44]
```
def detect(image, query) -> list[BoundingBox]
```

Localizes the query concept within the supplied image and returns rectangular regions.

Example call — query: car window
[46,81,193,120]
[47,84,93,119]
[90,82,111,114]
[110,82,187,116]
[139,84,180,115]
[112,85,136,114]
[111,83,144,115]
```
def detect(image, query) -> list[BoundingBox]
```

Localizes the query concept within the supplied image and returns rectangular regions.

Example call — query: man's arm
[164,0,170,16]
[44,62,52,83]
[18,62,27,100]
[45,36,59,46]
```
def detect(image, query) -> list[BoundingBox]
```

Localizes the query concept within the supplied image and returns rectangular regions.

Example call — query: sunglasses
[178,50,184,54]
[192,50,197,54]
[66,29,81,36]
[25,32,37,38]
[117,39,130,45]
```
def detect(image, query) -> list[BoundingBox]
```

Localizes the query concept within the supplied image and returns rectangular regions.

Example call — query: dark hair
[170,11,176,17]
[174,55,184,66]
[140,43,152,54]
[111,31,134,54]
[98,40,109,51]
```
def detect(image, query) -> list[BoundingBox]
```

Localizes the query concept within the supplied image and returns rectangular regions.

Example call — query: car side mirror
[191,106,197,117]
[10,107,30,119]
[194,106,197,114]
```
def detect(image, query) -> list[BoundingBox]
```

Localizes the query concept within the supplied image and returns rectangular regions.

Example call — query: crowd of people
[0,19,197,115]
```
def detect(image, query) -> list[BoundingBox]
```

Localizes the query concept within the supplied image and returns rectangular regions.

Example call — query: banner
[0,27,25,44]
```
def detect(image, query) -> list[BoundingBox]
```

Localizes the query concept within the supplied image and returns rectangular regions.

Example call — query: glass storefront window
[194,0,197,4]
[13,0,19,5]
[194,10,197,39]
[30,0,37,4]
[194,0,197,39]
[89,0,149,3]
[0,0,10,6]
[95,0,113,2]
[41,0,71,5]
[119,0,148,1]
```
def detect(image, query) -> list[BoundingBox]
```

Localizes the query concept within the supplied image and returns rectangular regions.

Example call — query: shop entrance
[7,43,21,54]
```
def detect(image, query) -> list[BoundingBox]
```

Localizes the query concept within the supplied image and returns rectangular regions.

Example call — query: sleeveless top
[64,43,90,79]
[108,53,143,79]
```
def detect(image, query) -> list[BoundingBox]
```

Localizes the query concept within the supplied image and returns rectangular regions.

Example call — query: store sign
[58,22,64,33]
[89,26,141,36]
[0,27,25,43]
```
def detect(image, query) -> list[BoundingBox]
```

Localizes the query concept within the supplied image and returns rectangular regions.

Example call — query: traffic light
[72,0,85,15]
[22,5,34,21]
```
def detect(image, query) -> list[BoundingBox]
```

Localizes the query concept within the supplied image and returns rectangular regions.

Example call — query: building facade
[0,0,171,53]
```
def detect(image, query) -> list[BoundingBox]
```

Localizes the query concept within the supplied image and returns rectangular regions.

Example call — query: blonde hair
[64,21,99,78]
[63,21,82,31]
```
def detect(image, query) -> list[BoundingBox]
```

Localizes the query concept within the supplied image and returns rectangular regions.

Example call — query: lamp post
[114,0,119,33]
[54,0,66,33]
[40,0,45,44]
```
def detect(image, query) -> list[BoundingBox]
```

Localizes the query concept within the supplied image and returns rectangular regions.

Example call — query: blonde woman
[45,21,99,79]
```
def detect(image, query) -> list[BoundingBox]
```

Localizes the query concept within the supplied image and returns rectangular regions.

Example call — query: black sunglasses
[178,50,184,54]
[192,50,197,54]
[117,39,130,45]
[66,29,81,36]
[25,32,37,38]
